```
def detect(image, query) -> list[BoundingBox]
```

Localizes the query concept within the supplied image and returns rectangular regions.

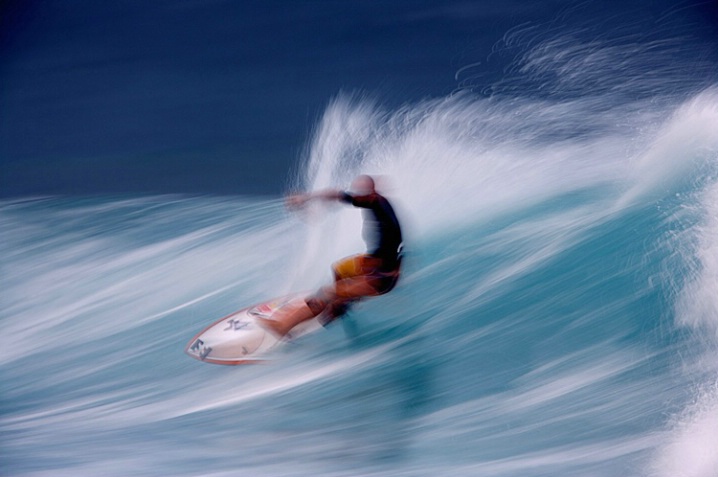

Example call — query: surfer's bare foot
[256,317,287,338]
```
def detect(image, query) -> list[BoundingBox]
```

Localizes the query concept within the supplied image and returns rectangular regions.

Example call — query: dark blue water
[2,1,718,476]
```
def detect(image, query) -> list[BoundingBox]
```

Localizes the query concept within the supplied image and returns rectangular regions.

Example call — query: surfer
[259,174,403,337]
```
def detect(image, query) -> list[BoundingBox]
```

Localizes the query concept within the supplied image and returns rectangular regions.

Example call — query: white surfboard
[184,293,322,365]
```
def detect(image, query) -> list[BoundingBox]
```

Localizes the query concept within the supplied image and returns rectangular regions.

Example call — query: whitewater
[3,34,718,477]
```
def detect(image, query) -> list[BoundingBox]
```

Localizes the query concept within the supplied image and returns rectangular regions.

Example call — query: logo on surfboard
[189,338,212,360]
[224,319,251,331]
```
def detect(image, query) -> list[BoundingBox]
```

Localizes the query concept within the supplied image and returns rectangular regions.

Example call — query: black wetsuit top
[341,192,403,272]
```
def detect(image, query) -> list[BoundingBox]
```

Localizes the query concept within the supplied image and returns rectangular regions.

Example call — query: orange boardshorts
[331,254,399,298]
[305,254,401,321]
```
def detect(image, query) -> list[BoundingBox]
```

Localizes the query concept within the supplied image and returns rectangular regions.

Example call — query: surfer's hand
[285,194,308,209]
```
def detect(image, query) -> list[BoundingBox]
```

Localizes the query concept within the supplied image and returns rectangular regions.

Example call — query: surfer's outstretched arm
[285,189,343,209]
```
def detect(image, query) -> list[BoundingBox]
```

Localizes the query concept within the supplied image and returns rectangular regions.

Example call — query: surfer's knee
[306,286,337,315]
[306,293,351,323]
[305,296,327,315]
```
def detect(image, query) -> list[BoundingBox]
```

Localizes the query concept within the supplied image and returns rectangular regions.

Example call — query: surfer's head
[350,175,375,195]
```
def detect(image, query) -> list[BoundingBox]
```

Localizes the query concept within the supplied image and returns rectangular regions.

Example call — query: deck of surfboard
[184,293,322,365]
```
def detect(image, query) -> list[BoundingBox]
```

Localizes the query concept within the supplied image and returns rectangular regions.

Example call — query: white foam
[618,88,718,208]
[675,178,718,340]
[651,382,718,477]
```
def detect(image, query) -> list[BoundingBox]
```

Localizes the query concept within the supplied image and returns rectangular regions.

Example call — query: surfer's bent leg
[305,285,358,326]
[262,257,398,337]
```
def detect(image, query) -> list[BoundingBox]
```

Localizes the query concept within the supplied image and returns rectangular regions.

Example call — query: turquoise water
[3,72,718,477]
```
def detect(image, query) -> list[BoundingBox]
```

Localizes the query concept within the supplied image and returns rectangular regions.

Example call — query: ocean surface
[3,2,718,477]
